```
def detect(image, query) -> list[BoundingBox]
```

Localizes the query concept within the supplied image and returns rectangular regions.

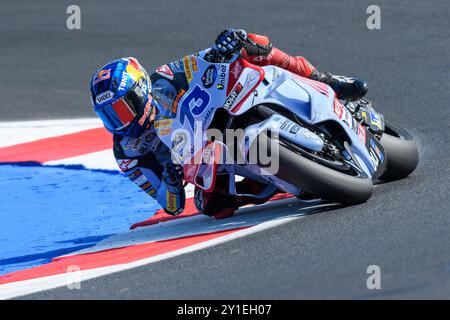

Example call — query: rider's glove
[212,28,247,57]
[162,162,184,194]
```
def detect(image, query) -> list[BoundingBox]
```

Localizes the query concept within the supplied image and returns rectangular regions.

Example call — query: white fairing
[155,51,376,195]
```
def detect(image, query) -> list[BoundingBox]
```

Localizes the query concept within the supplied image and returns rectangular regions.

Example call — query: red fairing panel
[228,58,265,114]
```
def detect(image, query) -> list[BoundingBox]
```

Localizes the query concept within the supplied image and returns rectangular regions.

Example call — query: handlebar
[207,49,241,64]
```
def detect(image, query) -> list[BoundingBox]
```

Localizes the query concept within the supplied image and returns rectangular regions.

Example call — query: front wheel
[378,120,419,181]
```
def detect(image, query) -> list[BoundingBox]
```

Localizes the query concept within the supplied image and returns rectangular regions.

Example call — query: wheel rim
[278,138,368,179]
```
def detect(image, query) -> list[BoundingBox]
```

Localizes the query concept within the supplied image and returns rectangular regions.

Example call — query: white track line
[45,150,118,171]
[0,118,103,148]
[65,197,302,255]
[0,118,102,128]
[0,202,336,300]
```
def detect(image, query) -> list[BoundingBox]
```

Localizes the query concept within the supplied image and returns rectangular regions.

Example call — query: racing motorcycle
[154,50,419,205]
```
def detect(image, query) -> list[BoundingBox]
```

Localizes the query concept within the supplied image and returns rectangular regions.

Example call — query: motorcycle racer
[90,28,369,218]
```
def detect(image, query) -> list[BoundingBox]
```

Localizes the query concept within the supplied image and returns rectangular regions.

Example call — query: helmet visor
[94,82,148,132]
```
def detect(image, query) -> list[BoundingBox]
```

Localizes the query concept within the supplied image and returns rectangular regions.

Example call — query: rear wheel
[378,120,419,181]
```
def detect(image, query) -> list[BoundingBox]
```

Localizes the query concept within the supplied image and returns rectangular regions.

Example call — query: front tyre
[251,137,373,205]
[378,120,419,181]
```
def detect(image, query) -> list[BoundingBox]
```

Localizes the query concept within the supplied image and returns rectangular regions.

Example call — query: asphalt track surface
[2,0,449,299]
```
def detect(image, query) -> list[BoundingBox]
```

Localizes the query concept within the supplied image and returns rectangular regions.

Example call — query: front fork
[221,113,325,198]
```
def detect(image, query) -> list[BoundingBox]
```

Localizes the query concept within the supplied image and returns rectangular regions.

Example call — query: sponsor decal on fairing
[201,65,217,89]
[156,64,174,80]
[223,82,243,110]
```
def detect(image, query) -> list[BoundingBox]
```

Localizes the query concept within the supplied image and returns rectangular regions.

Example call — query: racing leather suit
[113,32,319,215]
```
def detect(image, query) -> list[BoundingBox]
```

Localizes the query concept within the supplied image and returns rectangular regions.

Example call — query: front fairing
[154,50,264,166]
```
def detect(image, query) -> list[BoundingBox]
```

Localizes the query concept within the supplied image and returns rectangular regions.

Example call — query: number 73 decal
[179,85,211,129]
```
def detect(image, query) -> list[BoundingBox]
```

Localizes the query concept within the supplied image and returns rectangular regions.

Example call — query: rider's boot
[310,70,368,101]
[194,175,239,219]
[194,177,277,220]
[194,188,238,219]
[235,178,278,206]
